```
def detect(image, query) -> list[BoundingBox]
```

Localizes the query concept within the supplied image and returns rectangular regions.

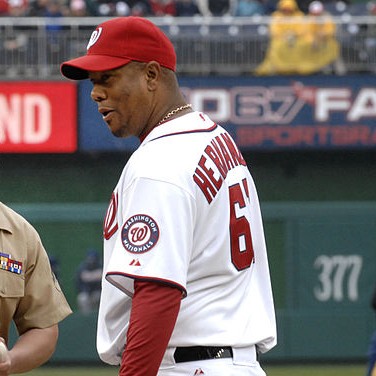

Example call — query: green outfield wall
[5,201,375,364]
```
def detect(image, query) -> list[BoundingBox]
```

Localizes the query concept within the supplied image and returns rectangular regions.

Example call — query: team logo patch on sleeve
[121,214,159,254]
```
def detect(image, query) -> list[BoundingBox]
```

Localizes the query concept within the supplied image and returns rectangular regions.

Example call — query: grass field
[25,363,366,376]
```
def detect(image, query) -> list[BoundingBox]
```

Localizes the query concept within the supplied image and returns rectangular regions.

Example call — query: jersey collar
[140,111,215,146]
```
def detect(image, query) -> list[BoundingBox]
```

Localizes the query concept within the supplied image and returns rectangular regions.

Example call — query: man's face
[89,62,152,138]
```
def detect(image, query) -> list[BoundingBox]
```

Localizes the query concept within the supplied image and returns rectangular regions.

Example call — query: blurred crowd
[0,0,372,18]
[0,0,374,76]
[0,0,264,17]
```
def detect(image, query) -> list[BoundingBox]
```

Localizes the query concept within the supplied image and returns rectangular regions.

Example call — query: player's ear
[144,61,161,91]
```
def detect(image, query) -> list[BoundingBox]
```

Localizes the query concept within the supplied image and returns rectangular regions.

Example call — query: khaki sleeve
[13,227,72,335]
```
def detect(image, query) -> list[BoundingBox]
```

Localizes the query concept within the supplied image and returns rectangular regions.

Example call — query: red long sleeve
[119,281,182,376]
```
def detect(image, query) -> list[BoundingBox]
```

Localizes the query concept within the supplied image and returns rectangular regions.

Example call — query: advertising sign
[79,75,376,152]
[180,75,376,150]
[0,82,77,153]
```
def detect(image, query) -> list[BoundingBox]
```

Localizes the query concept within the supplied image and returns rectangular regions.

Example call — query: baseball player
[61,17,276,376]
[0,202,72,375]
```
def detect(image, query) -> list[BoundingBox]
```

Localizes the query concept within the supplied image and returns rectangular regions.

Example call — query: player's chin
[105,118,132,138]
[104,120,120,136]
[111,125,130,138]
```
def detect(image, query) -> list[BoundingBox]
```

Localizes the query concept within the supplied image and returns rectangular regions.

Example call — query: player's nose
[91,85,106,102]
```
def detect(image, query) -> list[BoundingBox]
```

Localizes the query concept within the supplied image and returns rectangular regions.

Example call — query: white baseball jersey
[97,111,277,365]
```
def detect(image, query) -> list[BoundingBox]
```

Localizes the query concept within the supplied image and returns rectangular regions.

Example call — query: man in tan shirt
[0,202,72,375]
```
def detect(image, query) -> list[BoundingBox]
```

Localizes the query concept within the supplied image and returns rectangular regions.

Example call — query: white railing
[0,16,375,79]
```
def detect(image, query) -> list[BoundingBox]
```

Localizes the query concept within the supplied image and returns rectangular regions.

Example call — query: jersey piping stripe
[150,123,218,143]
[106,271,187,298]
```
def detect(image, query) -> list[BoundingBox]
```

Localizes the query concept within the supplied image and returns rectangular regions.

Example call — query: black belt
[174,346,233,363]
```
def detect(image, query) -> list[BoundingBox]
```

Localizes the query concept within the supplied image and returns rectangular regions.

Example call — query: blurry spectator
[94,0,134,16]
[196,0,237,16]
[29,0,68,15]
[1,0,41,77]
[115,0,130,15]
[3,32,28,70]
[3,31,28,66]
[7,0,30,15]
[44,0,66,18]
[175,0,200,16]
[2,0,30,75]
[255,0,306,74]
[305,1,346,74]
[363,1,376,72]
[130,2,149,15]
[95,1,110,15]
[234,0,266,16]
[368,1,376,16]
[28,0,50,16]
[125,0,151,15]
[69,0,88,15]
[149,0,176,16]
[76,249,102,315]
[0,0,8,14]
[129,0,151,15]
[43,0,67,69]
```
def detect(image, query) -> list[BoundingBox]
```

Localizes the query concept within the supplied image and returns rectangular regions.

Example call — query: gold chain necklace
[157,104,192,126]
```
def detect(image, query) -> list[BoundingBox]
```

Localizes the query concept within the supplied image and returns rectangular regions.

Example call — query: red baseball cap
[61,17,176,80]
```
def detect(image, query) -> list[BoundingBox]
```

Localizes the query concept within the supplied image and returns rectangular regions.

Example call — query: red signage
[0,82,77,153]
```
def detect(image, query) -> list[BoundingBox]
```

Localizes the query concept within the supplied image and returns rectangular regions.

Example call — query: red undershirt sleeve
[119,280,182,376]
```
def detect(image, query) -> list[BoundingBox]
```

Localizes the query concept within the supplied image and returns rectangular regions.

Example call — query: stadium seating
[0,14,374,78]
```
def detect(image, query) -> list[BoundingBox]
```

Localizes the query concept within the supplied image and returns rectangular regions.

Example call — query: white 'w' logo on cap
[87,27,103,50]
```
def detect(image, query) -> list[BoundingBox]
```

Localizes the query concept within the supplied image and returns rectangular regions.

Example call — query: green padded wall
[6,202,375,363]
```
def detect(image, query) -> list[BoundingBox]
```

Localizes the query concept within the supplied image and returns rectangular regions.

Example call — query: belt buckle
[215,348,226,359]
